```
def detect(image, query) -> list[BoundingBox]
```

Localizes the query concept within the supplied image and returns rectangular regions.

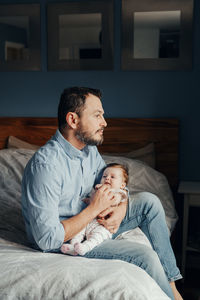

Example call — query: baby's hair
[104,163,129,185]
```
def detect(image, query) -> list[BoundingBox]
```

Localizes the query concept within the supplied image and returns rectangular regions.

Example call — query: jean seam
[122,212,177,281]
[86,251,147,268]
[117,199,181,283]
[145,212,176,281]
[121,213,144,226]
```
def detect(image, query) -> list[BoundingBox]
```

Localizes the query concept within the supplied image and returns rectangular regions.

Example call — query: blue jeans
[85,192,182,300]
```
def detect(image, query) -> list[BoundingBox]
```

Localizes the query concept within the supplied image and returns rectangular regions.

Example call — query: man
[22,87,182,300]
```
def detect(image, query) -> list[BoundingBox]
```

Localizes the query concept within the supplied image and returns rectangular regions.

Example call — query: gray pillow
[7,136,40,150]
[0,148,35,245]
[103,142,155,168]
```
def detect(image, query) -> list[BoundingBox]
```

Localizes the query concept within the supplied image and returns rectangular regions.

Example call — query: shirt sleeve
[22,162,65,251]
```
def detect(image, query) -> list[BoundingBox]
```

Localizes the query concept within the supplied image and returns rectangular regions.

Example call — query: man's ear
[66,112,79,129]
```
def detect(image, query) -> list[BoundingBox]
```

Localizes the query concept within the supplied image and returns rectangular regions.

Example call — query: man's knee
[140,248,159,267]
[131,191,164,215]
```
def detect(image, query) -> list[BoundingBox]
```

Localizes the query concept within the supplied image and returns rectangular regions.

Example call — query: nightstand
[178,181,200,280]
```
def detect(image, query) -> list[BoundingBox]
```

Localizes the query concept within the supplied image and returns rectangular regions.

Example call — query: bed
[0,117,179,300]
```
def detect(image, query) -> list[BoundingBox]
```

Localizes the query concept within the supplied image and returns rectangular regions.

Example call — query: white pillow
[102,154,178,233]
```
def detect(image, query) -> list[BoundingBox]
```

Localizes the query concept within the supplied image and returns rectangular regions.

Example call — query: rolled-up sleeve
[22,162,65,251]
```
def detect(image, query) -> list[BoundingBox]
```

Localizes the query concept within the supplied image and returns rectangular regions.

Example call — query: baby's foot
[61,243,78,256]
[74,242,89,256]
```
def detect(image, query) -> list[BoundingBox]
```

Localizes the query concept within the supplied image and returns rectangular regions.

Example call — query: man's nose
[101,116,107,128]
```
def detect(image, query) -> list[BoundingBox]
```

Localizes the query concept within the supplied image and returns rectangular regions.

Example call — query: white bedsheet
[0,238,169,300]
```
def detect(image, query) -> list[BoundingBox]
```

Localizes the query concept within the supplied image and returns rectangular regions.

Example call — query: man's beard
[75,126,104,146]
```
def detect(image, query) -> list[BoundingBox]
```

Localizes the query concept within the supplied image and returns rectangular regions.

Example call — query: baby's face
[100,167,126,189]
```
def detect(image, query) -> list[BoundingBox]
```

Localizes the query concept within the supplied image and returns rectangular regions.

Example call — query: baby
[61,163,129,256]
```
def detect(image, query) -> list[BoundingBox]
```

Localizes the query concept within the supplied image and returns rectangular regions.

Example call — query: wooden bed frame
[0,117,179,192]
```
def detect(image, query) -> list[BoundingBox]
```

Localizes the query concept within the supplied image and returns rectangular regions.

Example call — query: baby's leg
[70,228,86,246]
[74,222,112,256]
[61,228,86,255]
[61,243,77,255]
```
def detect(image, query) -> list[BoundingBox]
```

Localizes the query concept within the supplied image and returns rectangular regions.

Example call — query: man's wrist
[87,201,100,219]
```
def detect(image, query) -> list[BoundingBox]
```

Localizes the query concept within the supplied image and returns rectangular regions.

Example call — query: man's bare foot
[170,282,183,300]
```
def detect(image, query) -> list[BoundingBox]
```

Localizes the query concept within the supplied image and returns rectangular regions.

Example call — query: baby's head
[100,163,128,190]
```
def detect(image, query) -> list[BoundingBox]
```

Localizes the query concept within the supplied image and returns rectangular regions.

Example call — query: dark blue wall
[0,0,200,182]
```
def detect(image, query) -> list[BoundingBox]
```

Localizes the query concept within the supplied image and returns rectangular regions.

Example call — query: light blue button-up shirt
[21,129,106,251]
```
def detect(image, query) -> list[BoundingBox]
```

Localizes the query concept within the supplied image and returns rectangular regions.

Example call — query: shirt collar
[53,129,89,159]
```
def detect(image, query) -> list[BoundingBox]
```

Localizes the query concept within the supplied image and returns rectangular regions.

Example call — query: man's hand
[97,201,127,233]
[89,184,117,215]
[61,185,116,242]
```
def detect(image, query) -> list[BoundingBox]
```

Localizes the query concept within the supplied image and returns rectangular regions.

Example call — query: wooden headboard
[0,117,179,191]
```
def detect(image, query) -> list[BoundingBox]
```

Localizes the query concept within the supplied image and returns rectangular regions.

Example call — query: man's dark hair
[58,87,102,132]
